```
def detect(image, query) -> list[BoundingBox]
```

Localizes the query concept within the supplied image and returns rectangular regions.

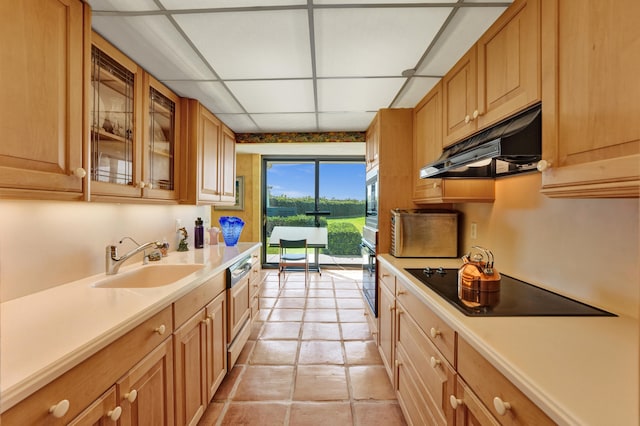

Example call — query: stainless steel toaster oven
[390,209,458,258]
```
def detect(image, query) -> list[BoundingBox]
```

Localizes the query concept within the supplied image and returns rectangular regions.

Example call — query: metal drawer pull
[430,327,441,339]
[493,396,512,415]
[49,399,70,418]
[124,389,138,403]
[449,395,463,409]
[107,406,122,421]
[429,356,441,368]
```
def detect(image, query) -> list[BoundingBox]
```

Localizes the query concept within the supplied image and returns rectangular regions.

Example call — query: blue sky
[267,162,365,200]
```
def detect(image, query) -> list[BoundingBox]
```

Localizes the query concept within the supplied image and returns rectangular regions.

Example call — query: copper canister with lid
[458,246,501,309]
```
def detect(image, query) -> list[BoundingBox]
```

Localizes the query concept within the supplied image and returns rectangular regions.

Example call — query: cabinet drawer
[457,337,555,425]
[1,307,173,425]
[173,272,225,328]
[397,311,455,426]
[396,279,455,366]
[379,263,395,293]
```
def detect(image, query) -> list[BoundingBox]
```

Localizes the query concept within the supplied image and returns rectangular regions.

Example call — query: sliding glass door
[263,157,365,268]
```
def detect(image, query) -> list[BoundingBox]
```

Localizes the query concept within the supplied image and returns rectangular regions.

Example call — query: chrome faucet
[106,237,164,275]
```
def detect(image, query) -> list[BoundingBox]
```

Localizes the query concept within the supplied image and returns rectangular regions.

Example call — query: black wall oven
[361,226,378,317]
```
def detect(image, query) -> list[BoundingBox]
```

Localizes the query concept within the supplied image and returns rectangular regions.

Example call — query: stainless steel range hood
[420,104,541,179]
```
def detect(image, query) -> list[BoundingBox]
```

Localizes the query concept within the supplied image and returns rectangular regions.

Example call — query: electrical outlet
[175,218,182,232]
[470,223,478,240]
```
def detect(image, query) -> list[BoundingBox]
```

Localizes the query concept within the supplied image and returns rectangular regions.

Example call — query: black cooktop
[405,268,615,317]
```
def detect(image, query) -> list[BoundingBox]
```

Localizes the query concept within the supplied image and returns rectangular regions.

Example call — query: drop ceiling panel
[393,77,440,108]
[318,78,405,112]
[314,7,452,77]
[173,10,312,79]
[159,0,307,9]
[216,114,259,133]
[416,6,508,76]
[251,113,318,132]
[318,112,377,132]
[227,80,315,113]
[315,0,453,3]
[165,81,243,113]
[91,16,216,80]
[88,0,158,12]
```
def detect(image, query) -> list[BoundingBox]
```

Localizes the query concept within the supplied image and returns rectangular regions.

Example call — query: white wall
[456,173,639,318]
[0,200,210,302]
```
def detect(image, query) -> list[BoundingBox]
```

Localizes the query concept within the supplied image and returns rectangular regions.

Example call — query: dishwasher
[226,255,253,369]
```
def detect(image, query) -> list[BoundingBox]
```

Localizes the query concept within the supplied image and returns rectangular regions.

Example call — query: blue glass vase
[219,216,245,246]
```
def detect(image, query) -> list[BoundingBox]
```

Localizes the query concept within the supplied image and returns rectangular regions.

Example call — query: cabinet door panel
[378,283,395,382]
[477,0,540,128]
[0,0,84,197]
[118,338,174,426]
[413,83,443,201]
[173,311,207,426]
[205,292,227,400]
[442,48,477,147]
[219,126,236,203]
[200,110,221,199]
[228,278,251,343]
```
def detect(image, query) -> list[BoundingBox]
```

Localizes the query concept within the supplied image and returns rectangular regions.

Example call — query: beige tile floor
[198,269,407,426]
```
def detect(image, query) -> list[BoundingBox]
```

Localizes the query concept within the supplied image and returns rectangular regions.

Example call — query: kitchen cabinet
[366,109,415,254]
[442,0,540,147]
[365,117,380,171]
[455,337,554,425]
[227,270,252,369]
[117,338,174,426]
[413,83,495,204]
[539,0,640,198]
[0,307,173,425]
[173,308,208,426]
[142,73,182,201]
[91,33,181,202]
[249,249,262,321]
[0,0,88,200]
[451,378,500,426]
[205,292,227,401]
[378,263,396,383]
[180,99,237,205]
[172,271,227,425]
[67,386,121,426]
[395,276,456,426]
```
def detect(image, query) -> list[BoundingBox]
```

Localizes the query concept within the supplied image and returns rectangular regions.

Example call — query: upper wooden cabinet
[413,83,495,204]
[90,33,181,202]
[0,0,89,200]
[365,118,380,171]
[539,0,640,198]
[181,99,236,205]
[442,0,541,147]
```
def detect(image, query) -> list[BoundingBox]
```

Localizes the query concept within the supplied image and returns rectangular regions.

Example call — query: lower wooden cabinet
[117,338,174,426]
[451,377,501,426]
[396,305,455,426]
[378,282,396,383]
[173,308,208,426]
[68,386,121,426]
[205,292,227,401]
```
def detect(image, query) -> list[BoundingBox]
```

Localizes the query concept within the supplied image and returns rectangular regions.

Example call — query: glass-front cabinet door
[143,74,180,201]
[90,33,142,198]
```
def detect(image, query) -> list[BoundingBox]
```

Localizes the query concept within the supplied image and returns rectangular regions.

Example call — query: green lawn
[266,216,365,255]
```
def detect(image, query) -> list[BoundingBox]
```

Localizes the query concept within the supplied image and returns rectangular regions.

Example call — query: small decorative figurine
[177,227,189,252]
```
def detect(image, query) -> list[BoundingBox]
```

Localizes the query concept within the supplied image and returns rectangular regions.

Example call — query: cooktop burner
[405,268,615,317]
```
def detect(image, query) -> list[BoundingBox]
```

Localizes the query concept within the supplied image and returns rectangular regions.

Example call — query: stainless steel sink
[92,264,204,289]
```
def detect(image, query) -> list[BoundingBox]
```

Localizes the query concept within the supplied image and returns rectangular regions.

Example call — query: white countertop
[0,242,260,412]
[378,254,639,426]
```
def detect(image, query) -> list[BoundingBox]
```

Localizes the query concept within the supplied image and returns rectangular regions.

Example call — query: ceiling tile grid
[88,0,511,134]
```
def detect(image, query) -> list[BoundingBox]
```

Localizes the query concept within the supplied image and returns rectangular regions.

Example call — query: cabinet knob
[430,327,441,339]
[388,305,395,312]
[107,406,122,422]
[397,290,406,295]
[395,360,402,367]
[449,395,463,409]
[209,313,215,320]
[432,182,440,189]
[124,389,138,403]
[429,356,441,368]
[154,324,166,335]
[493,396,512,415]
[138,181,146,189]
[73,167,87,178]
[147,182,153,190]
[465,115,471,124]
[473,110,479,120]
[201,318,210,325]
[49,399,70,418]
[536,159,552,172]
